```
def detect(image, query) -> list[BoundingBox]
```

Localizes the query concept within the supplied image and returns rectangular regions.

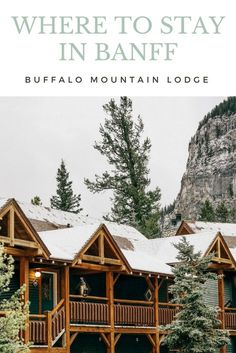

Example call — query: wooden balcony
[69,300,178,327]
[25,302,236,347]
[70,301,109,325]
[225,308,236,330]
[29,299,65,346]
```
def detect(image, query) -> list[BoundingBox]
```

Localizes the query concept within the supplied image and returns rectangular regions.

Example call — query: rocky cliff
[174,97,236,221]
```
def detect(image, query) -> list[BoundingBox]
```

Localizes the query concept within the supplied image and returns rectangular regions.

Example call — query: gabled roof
[0,198,50,258]
[2,197,236,276]
[177,220,236,237]
[147,231,217,267]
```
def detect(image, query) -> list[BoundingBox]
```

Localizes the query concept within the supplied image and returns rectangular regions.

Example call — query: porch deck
[29,302,236,346]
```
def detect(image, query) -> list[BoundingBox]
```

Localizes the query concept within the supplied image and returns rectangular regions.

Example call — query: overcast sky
[0,96,225,218]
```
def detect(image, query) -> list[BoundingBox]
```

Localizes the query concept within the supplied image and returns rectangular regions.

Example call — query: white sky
[0,96,224,217]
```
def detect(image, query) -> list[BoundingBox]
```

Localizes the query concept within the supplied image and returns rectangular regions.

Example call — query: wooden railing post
[20,257,29,344]
[154,276,160,353]
[46,311,52,349]
[106,271,115,353]
[218,270,226,353]
[61,266,70,349]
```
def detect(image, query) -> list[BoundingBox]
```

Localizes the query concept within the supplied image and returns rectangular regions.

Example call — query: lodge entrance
[41,271,57,312]
[29,269,58,314]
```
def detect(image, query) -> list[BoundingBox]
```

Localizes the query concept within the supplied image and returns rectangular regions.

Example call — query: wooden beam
[106,271,115,353]
[0,236,40,249]
[145,276,155,292]
[158,278,165,290]
[9,208,14,246]
[115,327,156,334]
[70,332,79,346]
[114,333,121,346]
[0,205,11,218]
[4,247,42,257]
[70,326,111,333]
[114,298,153,305]
[61,266,70,350]
[75,232,101,261]
[20,257,29,344]
[218,238,221,258]
[208,263,234,270]
[81,254,122,266]
[154,276,160,353]
[113,273,120,285]
[218,270,227,353]
[100,333,111,348]
[73,262,126,272]
[99,233,105,262]
[147,334,155,347]
[212,257,233,264]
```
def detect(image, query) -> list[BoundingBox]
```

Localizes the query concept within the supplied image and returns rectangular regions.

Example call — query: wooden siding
[224,277,233,307]
[205,278,218,306]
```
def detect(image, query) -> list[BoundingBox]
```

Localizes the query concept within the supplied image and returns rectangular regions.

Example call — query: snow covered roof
[38,222,172,274]
[39,223,101,261]
[2,197,236,275]
[19,200,95,228]
[146,232,217,269]
[185,221,236,237]
[0,198,10,210]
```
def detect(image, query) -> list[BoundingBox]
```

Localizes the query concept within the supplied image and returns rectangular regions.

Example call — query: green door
[41,272,55,312]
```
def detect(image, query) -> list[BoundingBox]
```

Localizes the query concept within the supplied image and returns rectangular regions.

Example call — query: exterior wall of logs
[4,257,236,353]
[2,201,236,353]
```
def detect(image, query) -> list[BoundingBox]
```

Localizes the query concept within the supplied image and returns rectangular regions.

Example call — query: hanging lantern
[33,270,41,287]
[78,277,89,297]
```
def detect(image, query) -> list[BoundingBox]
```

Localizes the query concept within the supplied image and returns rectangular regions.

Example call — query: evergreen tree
[161,237,229,353]
[0,243,29,353]
[31,196,42,206]
[199,199,215,222]
[85,97,161,238]
[215,201,229,223]
[50,159,82,214]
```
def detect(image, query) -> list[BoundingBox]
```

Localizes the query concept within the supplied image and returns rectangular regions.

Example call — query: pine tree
[0,243,29,353]
[199,199,215,222]
[161,237,229,353]
[31,196,42,206]
[215,201,229,223]
[50,159,82,214]
[85,97,161,238]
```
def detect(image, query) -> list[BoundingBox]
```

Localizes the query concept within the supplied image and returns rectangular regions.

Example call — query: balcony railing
[225,308,236,330]
[29,314,47,345]
[69,299,178,327]
[115,304,154,326]
[29,299,65,346]
[70,301,109,325]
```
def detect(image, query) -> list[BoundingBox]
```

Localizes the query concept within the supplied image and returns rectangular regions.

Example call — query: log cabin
[1,198,236,353]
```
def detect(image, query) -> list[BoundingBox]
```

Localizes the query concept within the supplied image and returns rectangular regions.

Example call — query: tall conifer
[85,97,161,238]
[50,159,82,214]
[161,237,229,353]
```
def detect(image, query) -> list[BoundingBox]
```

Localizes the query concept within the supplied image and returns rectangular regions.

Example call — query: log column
[218,270,226,353]
[106,271,115,353]
[154,276,160,353]
[61,266,70,352]
[20,257,29,344]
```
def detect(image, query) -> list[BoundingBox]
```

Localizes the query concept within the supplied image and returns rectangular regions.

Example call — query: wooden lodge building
[1,198,236,353]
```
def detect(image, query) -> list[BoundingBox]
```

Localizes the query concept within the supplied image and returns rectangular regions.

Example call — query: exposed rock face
[175,112,236,220]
